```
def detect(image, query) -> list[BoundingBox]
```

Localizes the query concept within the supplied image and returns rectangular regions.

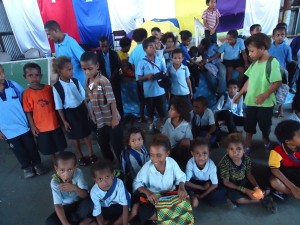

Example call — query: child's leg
[244,106,258,149]
[79,218,97,225]
[155,94,167,128]
[226,66,234,81]
[97,126,114,161]
[136,81,145,120]
[110,124,124,163]
[245,133,253,150]
[235,197,260,204]
[270,176,293,195]
[257,106,273,147]
[215,62,227,94]
[72,139,84,158]
[82,135,94,157]
[277,105,284,117]
[129,203,140,221]
[235,66,245,83]
[191,195,200,208]
[145,97,155,125]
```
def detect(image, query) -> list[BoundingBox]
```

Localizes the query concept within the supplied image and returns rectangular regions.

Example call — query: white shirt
[192,108,215,127]
[90,178,129,216]
[186,158,218,184]
[162,118,193,148]
[133,157,186,193]
[214,92,243,117]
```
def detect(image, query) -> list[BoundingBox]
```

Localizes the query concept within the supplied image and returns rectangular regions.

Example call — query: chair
[0,52,12,62]
[24,48,45,59]
[111,30,126,50]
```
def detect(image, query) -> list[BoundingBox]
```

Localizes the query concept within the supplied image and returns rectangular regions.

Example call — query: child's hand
[291,186,300,199]
[146,190,159,205]
[59,183,76,192]
[210,29,215,35]
[112,117,119,128]
[244,188,257,200]
[63,121,72,132]
[148,74,154,80]
[255,93,268,105]
[31,125,39,136]
[178,188,188,201]
[233,94,242,104]
[244,62,250,69]
[203,182,211,190]
[0,131,7,140]
[180,138,190,147]
[190,92,193,100]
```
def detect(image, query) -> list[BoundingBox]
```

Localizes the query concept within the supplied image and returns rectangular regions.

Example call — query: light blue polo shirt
[268,42,292,69]
[103,52,112,78]
[54,34,86,86]
[129,43,146,81]
[136,56,166,98]
[202,43,221,64]
[218,38,245,60]
[0,80,29,139]
[169,64,190,95]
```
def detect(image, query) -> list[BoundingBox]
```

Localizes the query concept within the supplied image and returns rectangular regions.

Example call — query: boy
[129,28,148,121]
[185,137,225,207]
[80,52,123,163]
[269,120,300,200]
[151,27,162,40]
[22,63,67,163]
[44,20,86,86]
[118,37,134,77]
[0,64,47,178]
[250,24,262,36]
[46,151,93,225]
[191,96,216,143]
[97,36,123,117]
[90,159,130,225]
[215,79,244,133]
[136,37,167,131]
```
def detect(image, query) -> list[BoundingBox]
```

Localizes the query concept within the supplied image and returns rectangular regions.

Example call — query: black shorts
[226,179,252,203]
[64,103,91,139]
[244,106,274,137]
[136,81,145,103]
[145,94,167,118]
[223,59,244,68]
[37,127,67,155]
[280,166,300,186]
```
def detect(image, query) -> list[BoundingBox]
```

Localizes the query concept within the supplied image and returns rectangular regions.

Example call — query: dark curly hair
[275,120,300,144]
[149,134,171,152]
[170,96,191,122]
[225,132,245,148]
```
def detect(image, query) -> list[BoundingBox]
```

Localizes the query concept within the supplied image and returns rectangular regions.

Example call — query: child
[0,64,47,178]
[234,33,282,152]
[129,28,148,121]
[90,159,130,225]
[118,37,134,78]
[80,52,123,163]
[52,56,97,166]
[130,134,188,225]
[250,24,262,36]
[153,35,165,59]
[161,32,177,68]
[269,120,300,200]
[202,0,221,44]
[210,29,249,82]
[179,30,198,66]
[136,37,167,131]
[185,137,225,207]
[191,96,217,143]
[162,96,193,166]
[215,79,244,133]
[46,151,93,225]
[121,126,149,192]
[169,48,193,109]
[151,27,162,40]
[97,36,123,118]
[22,63,67,163]
[290,93,300,122]
[219,133,277,213]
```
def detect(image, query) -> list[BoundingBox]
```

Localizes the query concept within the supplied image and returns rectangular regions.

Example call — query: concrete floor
[1,106,300,225]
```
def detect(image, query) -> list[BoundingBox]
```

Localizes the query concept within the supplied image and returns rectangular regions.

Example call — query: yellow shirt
[117,51,129,61]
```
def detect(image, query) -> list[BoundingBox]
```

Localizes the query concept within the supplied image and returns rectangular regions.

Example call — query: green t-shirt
[244,58,282,107]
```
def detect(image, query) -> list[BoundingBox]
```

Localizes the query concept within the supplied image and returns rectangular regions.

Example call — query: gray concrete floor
[1,105,300,225]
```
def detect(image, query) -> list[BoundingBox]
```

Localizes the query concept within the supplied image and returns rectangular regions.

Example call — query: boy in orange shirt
[22,63,67,163]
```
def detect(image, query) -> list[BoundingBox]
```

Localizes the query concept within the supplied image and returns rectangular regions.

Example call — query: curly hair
[170,96,191,122]
[225,132,245,148]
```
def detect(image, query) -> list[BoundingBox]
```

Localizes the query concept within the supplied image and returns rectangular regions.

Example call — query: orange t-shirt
[23,85,60,132]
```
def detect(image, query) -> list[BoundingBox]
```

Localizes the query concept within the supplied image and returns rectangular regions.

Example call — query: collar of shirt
[193,157,209,173]
[0,80,9,100]
[56,33,69,47]
[59,78,74,84]
[103,51,110,57]
[171,64,186,71]
[149,157,172,174]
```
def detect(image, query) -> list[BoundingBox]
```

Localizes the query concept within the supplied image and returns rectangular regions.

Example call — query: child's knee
[270,176,283,189]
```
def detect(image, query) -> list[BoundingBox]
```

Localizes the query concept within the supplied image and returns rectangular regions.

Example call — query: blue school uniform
[169,64,190,95]
[269,42,292,69]
[179,43,191,66]
[129,43,146,81]
[218,38,245,60]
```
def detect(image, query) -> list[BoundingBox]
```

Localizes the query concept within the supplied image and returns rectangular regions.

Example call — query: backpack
[53,78,80,106]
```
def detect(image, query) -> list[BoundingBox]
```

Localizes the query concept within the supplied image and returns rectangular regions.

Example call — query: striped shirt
[202,8,221,30]
[86,74,119,128]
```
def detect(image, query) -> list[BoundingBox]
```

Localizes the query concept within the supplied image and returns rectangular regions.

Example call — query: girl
[130,134,188,224]
[219,133,277,213]
[120,126,149,192]
[161,32,177,68]
[161,96,193,166]
[234,33,282,152]
[52,56,97,166]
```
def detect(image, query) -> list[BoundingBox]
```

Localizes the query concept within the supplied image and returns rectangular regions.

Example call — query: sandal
[89,155,98,164]
[78,157,89,166]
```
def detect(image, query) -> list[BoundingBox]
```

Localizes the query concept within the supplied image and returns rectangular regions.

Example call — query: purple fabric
[216,0,246,32]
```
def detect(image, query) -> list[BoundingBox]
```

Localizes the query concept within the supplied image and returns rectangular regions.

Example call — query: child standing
[130,134,188,225]
[219,133,277,213]
[185,138,225,207]
[80,52,123,163]
[90,159,130,225]
[118,37,134,78]
[179,30,196,66]
[269,120,300,200]
[202,0,221,44]
[234,33,282,152]
[46,151,93,225]
[22,63,67,163]
[0,65,47,178]
[215,79,244,133]
[136,37,168,131]
[52,56,96,166]
[121,127,149,192]
[161,32,177,68]
[162,97,193,166]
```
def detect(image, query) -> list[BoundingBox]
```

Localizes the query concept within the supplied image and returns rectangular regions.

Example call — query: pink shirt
[202,8,221,30]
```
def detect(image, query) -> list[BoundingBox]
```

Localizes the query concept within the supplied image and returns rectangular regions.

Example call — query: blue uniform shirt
[169,64,190,95]
[218,38,245,60]
[269,42,292,69]
[179,43,191,66]
[129,44,146,81]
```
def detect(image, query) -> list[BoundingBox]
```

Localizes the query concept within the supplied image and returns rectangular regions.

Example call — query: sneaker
[272,191,285,200]
[23,167,35,179]
[34,164,49,176]
[226,198,237,209]
[262,196,277,214]
[148,123,154,131]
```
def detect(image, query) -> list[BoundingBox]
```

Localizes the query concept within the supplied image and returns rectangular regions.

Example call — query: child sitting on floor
[185,137,225,207]
[121,126,149,192]
[219,133,277,213]
[269,120,300,200]
[290,93,300,122]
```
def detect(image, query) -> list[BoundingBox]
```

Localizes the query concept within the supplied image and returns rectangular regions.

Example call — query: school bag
[53,78,80,105]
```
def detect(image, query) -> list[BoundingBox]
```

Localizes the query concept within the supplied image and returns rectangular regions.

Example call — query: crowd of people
[1,0,300,224]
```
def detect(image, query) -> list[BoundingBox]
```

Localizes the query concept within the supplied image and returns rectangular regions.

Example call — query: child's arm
[186,77,193,99]
[0,131,7,140]
[206,52,221,64]
[57,110,71,132]
[26,112,39,136]
[59,183,88,199]
[210,15,220,35]
[96,215,105,225]
[223,179,256,200]
[54,204,71,225]
[138,186,159,204]
[138,74,154,81]
[271,168,300,199]
[178,182,188,201]
[246,173,259,188]
[110,102,119,128]
[185,181,208,191]
[112,205,129,225]
[241,50,250,68]
[198,183,217,199]
[233,79,248,104]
